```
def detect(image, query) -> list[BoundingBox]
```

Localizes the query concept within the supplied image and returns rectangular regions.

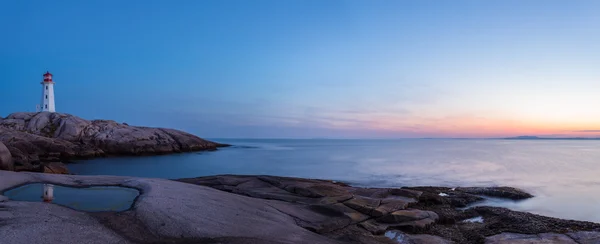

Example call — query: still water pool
[3,183,139,212]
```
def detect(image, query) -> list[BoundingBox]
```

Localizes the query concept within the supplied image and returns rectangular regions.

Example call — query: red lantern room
[43,71,53,83]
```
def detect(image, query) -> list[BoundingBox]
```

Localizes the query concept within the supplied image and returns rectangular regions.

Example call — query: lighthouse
[40,71,56,112]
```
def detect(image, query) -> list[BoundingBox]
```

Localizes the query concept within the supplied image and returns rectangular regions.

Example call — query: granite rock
[0,172,597,244]
[42,162,70,174]
[0,112,227,172]
[180,175,600,244]
[485,232,577,244]
[455,187,534,200]
[0,141,13,171]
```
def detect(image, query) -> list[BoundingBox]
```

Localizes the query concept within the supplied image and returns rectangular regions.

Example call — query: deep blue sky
[1,1,599,138]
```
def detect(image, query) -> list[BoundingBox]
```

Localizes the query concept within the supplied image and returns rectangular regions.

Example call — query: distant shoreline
[210,137,600,140]
[502,136,600,140]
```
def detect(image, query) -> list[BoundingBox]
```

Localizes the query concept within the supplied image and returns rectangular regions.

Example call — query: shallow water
[3,183,139,212]
[68,139,600,222]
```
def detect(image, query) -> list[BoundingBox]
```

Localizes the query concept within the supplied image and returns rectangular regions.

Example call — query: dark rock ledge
[0,112,228,172]
[0,171,598,244]
[176,175,600,244]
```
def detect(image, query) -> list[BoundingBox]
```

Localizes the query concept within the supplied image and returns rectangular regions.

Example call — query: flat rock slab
[371,199,411,217]
[377,209,439,224]
[485,233,578,244]
[0,171,338,244]
[456,187,534,200]
[1,172,599,244]
[343,195,381,215]
[183,175,600,244]
[0,201,128,244]
[386,230,454,244]
[567,231,600,244]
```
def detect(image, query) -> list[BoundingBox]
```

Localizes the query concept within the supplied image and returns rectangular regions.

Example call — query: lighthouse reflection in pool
[3,183,139,212]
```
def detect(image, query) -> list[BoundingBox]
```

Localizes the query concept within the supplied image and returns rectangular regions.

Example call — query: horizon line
[207,136,600,140]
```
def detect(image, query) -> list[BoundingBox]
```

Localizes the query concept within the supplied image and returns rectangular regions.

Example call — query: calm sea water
[69,139,600,223]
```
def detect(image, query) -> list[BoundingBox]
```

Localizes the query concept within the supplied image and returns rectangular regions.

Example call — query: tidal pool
[2,183,139,212]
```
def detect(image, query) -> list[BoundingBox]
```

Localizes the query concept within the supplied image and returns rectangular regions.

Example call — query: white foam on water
[463,216,484,223]
[439,192,449,197]
[384,230,409,243]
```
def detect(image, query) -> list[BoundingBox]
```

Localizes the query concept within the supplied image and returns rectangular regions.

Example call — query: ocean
[68,139,600,223]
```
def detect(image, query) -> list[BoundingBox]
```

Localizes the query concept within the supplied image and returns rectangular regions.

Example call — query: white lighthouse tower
[40,71,56,112]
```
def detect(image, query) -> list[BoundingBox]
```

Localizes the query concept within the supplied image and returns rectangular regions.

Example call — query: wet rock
[470,206,600,234]
[456,186,534,200]
[0,141,13,171]
[404,186,484,207]
[485,232,577,244]
[386,230,454,244]
[359,209,440,235]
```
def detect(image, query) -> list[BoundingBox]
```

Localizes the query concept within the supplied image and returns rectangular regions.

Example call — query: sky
[1,0,599,138]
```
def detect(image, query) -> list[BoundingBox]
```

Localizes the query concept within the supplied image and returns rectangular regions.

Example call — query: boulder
[371,198,411,217]
[343,196,381,215]
[0,141,13,171]
[42,162,70,174]
[377,209,439,224]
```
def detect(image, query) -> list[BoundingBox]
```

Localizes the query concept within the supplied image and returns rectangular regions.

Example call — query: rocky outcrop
[455,187,534,200]
[178,175,600,244]
[0,172,598,244]
[0,112,227,172]
[0,141,13,171]
[0,171,340,244]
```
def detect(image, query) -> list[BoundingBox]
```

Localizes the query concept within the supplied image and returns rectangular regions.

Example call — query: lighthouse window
[46,86,48,90]
[45,105,47,109]
[45,95,47,99]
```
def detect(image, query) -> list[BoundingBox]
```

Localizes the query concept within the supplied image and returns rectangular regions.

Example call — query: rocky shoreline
[178,175,600,244]
[1,113,599,243]
[0,112,228,172]
[0,171,597,244]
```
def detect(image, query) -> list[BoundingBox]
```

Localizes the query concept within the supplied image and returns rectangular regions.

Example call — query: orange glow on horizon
[327,114,600,138]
